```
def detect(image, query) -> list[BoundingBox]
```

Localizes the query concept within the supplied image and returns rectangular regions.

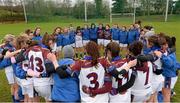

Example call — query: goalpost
[109,0,136,23]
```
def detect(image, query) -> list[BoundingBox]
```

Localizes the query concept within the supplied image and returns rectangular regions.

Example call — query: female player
[103,24,112,47]
[52,27,62,52]
[105,42,137,103]
[13,35,34,102]
[143,35,164,102]
[97,23,104,51]
[127,25,138,45]
[32,27,42,44]
[42,33,56,53]
[25,40,53,102]
[47,41,112,103]
[89,23,98,43]
[119,26,128,52]
[129,41,154,102]
[75,26,83,58]
[82,24,90,46]
[2,34,19,102]
[154,35,177,102]
[25,29,34,40]
[111,24,120,44]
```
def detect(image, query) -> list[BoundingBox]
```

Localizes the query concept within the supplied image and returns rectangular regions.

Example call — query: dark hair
[91,23,96,29]
[85,41,100,66]
[158,36,167,46]
[135,20,141,25]
[52,27,61,36]
[164,35,175,48]
[27,40,39,47]
[144,25,151,30]
[106,42,120,58]
[171,37,176,47]
[33,27,41,36]
[148,35,160,47]
[42,33,55,49]
[129,41,143,56]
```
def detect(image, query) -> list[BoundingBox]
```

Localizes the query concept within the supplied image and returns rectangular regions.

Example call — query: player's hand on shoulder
[128,59,137,67]
[154,50,162,58]
[82,85,90,94]
[47,53,57,62]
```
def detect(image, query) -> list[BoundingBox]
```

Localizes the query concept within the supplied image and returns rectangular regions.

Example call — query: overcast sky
[0,0,178,6]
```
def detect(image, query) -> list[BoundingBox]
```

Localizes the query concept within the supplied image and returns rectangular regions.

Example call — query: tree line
[0,0,180,22]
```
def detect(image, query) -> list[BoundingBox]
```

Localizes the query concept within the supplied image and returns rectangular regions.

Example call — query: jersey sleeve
[0,58,12,70]
[117,70,137,93]
[70,60,83,71]
[99,58,111,69]
[41,48,51,60]
[161,53,175,68]
[13,63,27,79]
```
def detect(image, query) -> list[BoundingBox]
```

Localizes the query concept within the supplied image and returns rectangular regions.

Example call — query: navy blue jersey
[111,28,120,40]
[119,30,128,44]
[82,29,90,40]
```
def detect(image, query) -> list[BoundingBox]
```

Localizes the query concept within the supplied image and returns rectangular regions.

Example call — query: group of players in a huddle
[0,21,179,103]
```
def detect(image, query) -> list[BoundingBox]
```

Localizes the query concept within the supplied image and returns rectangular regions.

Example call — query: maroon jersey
[104,29,112,40]
[97,28,104,39]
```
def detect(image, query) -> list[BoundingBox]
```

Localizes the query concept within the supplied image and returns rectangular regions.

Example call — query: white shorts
[171,76,178,89]
[109,90,131,103]
[16,77,34,98]
[83,40,89,46]
[22,84,34,98]
[34,85,51,101]
[152,81,163,93]
[104,40,111,47]
[152,75,164,92]
[98,39,104,45]
[75,40,83,48]
[5,66,16,84]
[132,92,152,102]
[112,40,119,44]
[119,43,128,47]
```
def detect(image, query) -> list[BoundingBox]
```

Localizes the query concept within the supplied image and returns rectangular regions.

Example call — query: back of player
[79,60,109,103]
[131,61,153,102]
[109,60,132,103]
[27,45,53,101]
[128,41,153,102]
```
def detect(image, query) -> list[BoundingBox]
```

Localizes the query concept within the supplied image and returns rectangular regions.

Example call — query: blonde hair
[16,35,29,49]
[3,34,15,44]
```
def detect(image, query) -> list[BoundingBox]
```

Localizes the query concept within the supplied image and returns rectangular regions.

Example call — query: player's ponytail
[85,41,100,67]
[171,36,176,48]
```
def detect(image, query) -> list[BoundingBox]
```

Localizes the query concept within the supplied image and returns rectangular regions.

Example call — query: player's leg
[162,77,171,102]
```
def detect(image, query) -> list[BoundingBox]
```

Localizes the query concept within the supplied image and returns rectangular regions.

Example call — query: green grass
[0,15,180,102]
